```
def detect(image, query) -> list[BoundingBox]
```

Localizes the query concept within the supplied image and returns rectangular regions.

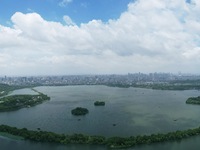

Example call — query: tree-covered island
[71,107,89,116]
[186,96,200,105]
[94,101,105,106]
[0,93,50,112]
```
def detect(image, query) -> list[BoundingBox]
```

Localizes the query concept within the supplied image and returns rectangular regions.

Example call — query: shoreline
[1,124,200,149]
[0,132,24,140]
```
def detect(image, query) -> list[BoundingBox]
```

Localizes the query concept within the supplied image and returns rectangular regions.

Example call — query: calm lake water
[0,85,200,150]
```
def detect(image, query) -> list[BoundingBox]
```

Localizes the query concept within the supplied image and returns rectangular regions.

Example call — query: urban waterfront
[0,85,200,149]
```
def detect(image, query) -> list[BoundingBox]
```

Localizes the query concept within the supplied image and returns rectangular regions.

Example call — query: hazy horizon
[0,72,199,78]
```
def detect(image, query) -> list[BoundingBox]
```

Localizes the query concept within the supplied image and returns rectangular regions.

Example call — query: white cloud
[63,15,76,26]
[0,0,200,75]
[182,47,200,59]
[59,0,73,7]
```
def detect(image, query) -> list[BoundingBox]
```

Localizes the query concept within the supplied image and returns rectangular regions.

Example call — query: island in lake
[94,101,105,106]
[186,96,200,105]
[0,93,50,112]
[71,107,89,116]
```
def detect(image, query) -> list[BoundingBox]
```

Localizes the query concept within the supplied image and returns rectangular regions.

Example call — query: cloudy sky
[0,0,200,76]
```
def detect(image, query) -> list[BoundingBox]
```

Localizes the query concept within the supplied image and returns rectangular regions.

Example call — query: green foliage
[88,136,106,145]
[0,84,36,97]
[0,84,13,96]
[0,94,50,112]
[1,124,200,149]
[94,101,105,106]
[0,132,25,140]
[69,134,89,144]
[186,96,200,104]
[106,81,200,90]
[71,107,89,116]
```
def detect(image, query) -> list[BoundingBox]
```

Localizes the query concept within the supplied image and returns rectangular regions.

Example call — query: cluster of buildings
[0,73,200,86]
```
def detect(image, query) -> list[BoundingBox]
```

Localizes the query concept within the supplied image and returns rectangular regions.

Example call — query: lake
[0,85,200,149]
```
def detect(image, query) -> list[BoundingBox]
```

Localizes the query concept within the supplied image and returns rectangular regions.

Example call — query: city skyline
[0,0,200,76]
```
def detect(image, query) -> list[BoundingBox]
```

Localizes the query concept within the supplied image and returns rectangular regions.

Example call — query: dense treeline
[0,94,50,112]
[147,84,200,90]
[170,79,200,85]
[0,125,105,145]
[1,124,200,149]
[0,84,19,97]
[107,83,200,90]
[186,96,200,104]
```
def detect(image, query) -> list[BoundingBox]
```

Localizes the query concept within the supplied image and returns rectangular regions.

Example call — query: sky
[0,0,200,76]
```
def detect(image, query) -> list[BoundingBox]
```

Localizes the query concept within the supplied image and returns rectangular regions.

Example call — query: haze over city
[0,0,200,76]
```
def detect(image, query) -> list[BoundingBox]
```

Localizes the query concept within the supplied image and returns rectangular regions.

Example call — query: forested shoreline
[1,124,200,149]
[0,93,50,112]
